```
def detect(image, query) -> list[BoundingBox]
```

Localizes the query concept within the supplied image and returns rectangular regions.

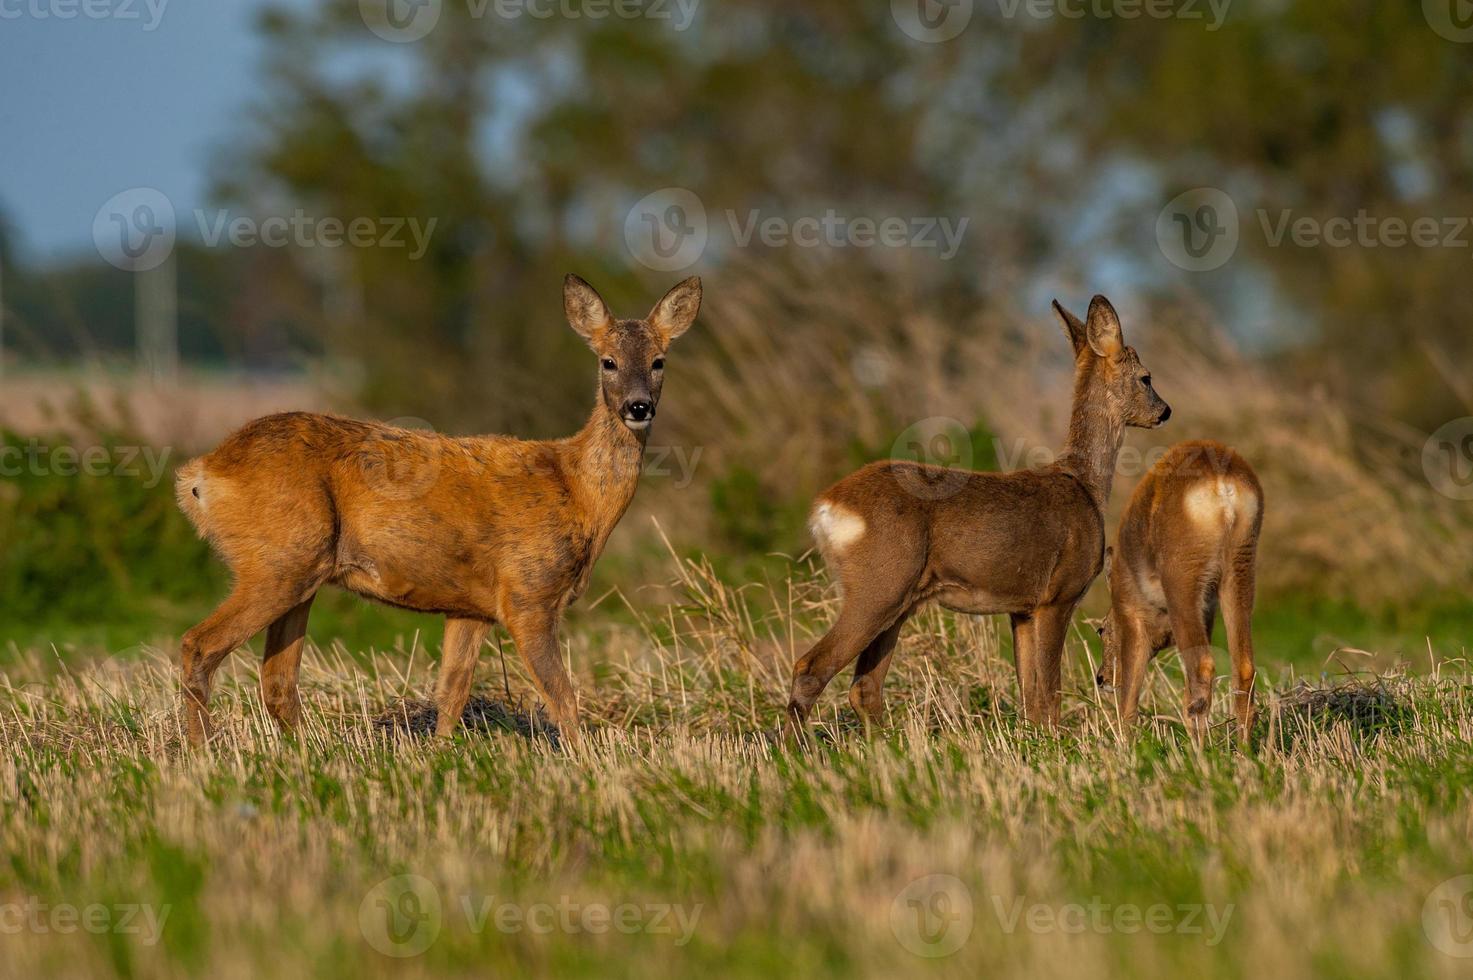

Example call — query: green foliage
[0,428,222,645]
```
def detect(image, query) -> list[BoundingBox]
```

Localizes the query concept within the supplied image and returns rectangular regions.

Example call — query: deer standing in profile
[1094,439,1263,742]
[174,274,701,745]
[787,296,1170,733]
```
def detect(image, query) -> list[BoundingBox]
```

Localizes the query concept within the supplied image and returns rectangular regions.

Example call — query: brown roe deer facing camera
[788,296,1170,733]
[1094,439,1263,743]
[173,274,701,746]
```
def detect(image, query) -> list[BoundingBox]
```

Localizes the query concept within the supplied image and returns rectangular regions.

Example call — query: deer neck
[1058,364,1124,511]
[563,398,647,535]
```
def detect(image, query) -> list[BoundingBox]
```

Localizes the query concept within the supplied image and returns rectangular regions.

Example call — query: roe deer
[787,296,1169,733]
[173,274,701,745]
[1094,439,1263,742]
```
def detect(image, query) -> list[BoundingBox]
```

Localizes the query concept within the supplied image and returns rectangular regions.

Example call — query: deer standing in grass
[787,296,1170,733]
[174,274,700,746]
[1094,439,1262,742]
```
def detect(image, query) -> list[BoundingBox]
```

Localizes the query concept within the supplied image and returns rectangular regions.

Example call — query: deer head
[564,274,702,433]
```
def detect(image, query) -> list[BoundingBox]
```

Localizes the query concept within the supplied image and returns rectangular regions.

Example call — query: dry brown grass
[0,550,1470,978]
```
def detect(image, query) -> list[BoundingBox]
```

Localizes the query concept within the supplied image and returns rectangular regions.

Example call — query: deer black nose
[625,400,653,421]
[1159,404,1172,423]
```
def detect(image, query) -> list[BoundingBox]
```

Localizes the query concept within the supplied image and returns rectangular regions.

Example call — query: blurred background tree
[184,0,1471,434]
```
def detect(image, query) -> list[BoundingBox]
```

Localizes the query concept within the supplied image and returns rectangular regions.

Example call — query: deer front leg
[434,617,493,737]
[1025,602,1077,728]
[503,607,579,741]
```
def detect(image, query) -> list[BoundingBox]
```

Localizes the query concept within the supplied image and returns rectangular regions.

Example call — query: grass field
[4,553,1473,979]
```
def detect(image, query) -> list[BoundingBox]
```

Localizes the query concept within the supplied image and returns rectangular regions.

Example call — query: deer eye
[601,358,617,371]
[1141,375,1152,386]
[652,357,665,371]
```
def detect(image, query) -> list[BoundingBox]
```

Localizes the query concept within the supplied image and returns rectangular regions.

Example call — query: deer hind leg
[1111,617,1153,737]
[181,580,313,746]
[502,607,579,742]
[260,596,315,733]
[434,617,494,738]
[846,611,911,727]
[787,596,905,733]
[1220,543,1258,744]
[1163,571,1217,743]
[1024,602,1077,728]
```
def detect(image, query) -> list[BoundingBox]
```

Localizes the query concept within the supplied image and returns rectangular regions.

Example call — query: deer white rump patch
[1184,479,1258,528]
[810,501,866,555]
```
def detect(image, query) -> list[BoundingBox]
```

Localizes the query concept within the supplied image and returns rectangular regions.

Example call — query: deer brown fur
[1095,439,1263,742]
[787,296,1170,732]
[173,274,701,745]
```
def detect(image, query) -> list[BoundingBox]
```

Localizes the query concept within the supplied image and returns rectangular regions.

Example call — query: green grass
[2,554,1473,978]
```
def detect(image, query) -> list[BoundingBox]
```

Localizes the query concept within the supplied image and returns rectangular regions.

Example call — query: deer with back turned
[1094,439,1263,742]
[173,274,700,745]
[787,296,1169,733]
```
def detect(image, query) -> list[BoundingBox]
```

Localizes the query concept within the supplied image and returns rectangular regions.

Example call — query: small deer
[174,274,701,745]
[1094,439,1263,742]
[788,296,1169,732]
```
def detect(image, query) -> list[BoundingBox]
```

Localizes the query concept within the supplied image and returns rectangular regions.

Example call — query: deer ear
[1052,299,1087,356]
[564,274,614,343]
[1085,295,1124,359]
[649,276,701,343]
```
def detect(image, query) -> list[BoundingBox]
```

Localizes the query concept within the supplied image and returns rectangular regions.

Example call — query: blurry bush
[0,425,221,645]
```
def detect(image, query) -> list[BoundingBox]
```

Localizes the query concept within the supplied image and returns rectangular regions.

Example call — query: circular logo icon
[889,417,974,501]
[93,188,176,272]
[1156,187,1239,272]
[1424,0,1473,42]
[890,873,973,957]
[1424,417,1473,501]
[891,0,974,43]
[360,874,441,957]
[1424,875,1473,957]
[624,187,708,272]
[360,0,442,43]
[359,417,443,501]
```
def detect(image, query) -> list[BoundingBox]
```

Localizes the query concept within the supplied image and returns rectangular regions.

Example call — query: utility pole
[136,252,177,383]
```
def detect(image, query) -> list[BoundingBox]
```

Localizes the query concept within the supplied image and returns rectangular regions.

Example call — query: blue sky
[0,1,298,263]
